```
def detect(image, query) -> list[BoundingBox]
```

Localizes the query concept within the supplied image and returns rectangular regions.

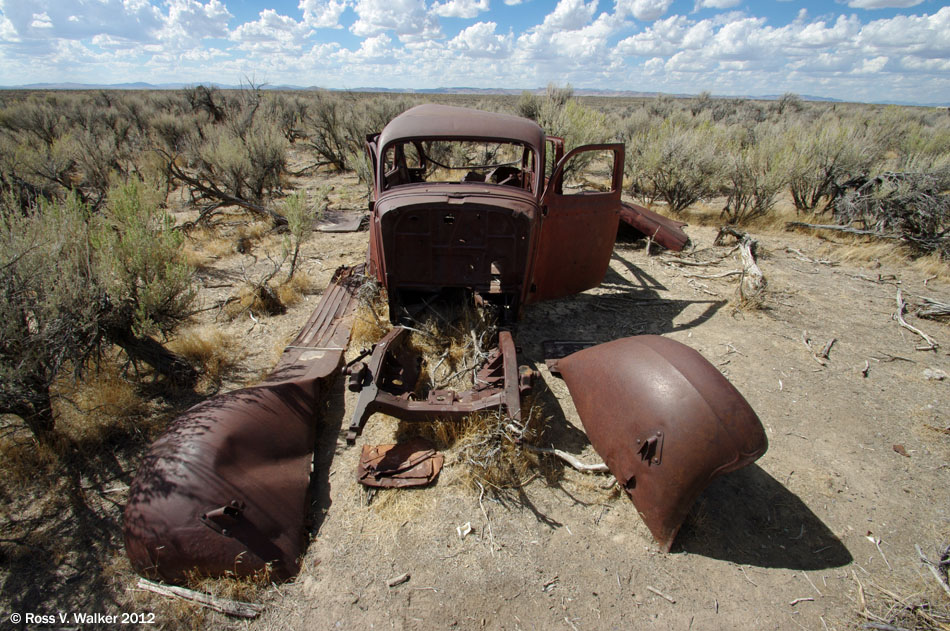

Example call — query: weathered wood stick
[523,444,609,473]
[136,578,263,619]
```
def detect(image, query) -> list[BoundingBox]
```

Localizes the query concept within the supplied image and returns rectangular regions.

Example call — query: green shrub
[627,116,726,213]
[722,124,792,224]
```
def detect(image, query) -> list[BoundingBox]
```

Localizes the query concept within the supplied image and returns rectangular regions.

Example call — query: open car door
[526,143,624,305]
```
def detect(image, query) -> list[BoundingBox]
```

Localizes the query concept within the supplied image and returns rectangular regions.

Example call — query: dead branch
[915,544,950,599]
[136,578,263,618]
[646,586,676,604]
[682,270,743,280]
[160,152,287,226]
[785,248,838,266]
[786,222,900,239]
[919,297,950,320]
[894,289,939,351]
[522,444,609,473]
[817,338,836,361]
[716,227,766,299]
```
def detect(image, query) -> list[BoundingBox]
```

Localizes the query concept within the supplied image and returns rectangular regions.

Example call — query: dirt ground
[3,166,949,630]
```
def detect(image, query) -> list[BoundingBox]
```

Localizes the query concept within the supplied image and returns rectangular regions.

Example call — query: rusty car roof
[377,104,545,151]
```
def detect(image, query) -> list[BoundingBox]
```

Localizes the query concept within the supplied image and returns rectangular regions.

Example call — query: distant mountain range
[2,82,946,107]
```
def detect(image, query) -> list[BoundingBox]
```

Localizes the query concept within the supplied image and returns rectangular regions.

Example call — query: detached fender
[558,335,766,551]
[619,202,689,252]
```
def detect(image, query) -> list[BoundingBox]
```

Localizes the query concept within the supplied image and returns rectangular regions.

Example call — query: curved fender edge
[558,335,767,551]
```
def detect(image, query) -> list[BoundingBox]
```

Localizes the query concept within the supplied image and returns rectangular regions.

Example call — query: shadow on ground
[676,464,852,570]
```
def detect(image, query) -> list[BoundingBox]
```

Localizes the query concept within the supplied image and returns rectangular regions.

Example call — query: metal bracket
[636,431,664,466]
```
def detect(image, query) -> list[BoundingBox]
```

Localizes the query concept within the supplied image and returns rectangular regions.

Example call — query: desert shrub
[721,124,793,224]
[0,193,103,438]
[0,175,197,440]
[834,169,950,258]
[92,177,195,338]
[280,188,327,280]
[520,84,613,180]
[302,91,351,171]
[627,116,726,213]
[786,112,878,213]
[302,91,417,176]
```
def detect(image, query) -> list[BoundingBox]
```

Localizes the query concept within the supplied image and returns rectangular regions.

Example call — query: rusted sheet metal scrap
[357,437,444,488]
[555,335,768,551]
[123,266,362,583]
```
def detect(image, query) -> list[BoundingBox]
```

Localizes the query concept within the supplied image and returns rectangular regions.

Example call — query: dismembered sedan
[123,104,767,583]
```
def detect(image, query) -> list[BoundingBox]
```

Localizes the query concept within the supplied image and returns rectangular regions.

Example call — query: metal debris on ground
[357,437,444,488]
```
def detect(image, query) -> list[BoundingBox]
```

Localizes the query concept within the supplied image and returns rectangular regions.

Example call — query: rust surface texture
[619,202,690,252]
[123,266,362,583]
[357,437,444,488]
[345,327,528,443]
[556,335,768,551]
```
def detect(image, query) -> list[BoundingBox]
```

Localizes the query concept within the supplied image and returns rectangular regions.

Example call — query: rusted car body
[124,104,765,583]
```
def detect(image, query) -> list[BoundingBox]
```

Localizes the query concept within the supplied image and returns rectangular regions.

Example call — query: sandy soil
[2,167,948,631]
[183,174,949,630]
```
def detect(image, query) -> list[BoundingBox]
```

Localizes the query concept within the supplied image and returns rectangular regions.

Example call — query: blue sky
[1,0,949,103]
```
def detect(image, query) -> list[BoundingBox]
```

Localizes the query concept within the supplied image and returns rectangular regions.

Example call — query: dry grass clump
[275,270,316,308]
[224,283,285,319]
[51,358,151,446]
[396,402,546,493]
[350,275,391,347]
[406,300,498,393]
[168,325,243,388]
[0,415,60,485]
[858,544,950,631]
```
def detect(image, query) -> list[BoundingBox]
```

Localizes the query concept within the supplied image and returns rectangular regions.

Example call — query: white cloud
[350,0,441,40]
[847,0,924,8]
[158,0,232,48]
[432,0,490,19]
[230,10,313,51]
[693,0,740,9]
[615,0,674,21]
[299,0,348,28]
[449,21,512,57]
[540,0,598,31]
[0,0,164,41]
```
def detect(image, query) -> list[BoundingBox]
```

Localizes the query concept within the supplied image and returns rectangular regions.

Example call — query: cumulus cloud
[449,21,512,57]
[160,0,232,44]
[540,0,599,30]
[431,0,490,19]
[229,10,313,51]
[846,0,924,8]
[350,0,441,40]
[299,0,348,28]
[615,0,675,21]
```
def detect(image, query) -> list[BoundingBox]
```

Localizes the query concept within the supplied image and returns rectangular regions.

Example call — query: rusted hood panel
[558,335,767,551]
[123,266,362,583]
[619,202,689,252]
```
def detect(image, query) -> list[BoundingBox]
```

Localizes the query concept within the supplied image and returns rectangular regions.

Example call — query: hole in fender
[624,476,636,491]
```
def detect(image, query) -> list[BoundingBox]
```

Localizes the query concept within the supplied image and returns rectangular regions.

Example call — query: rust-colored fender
[123,266,361,582]
[558,335,767,551]
[619,202,689,252]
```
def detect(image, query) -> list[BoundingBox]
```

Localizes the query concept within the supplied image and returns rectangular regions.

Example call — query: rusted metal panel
[345,328,528,442]
[123,266,362,583]
[556,335,767,551]
[357,437,444,488]
[527,144,624,304]
[619,202,689,252]
[377,105,545,160]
